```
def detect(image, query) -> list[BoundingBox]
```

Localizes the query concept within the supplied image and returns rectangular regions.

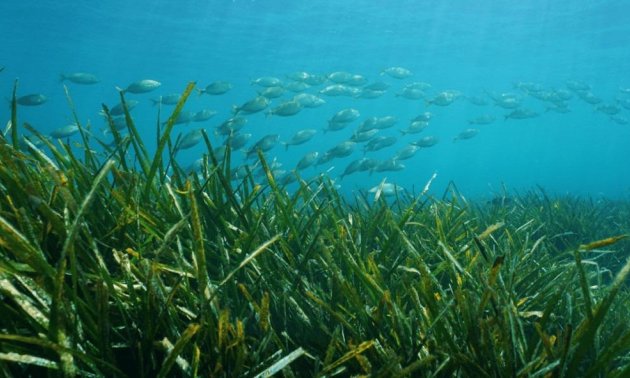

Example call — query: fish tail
[282,142,289,151]
[59,74,66,83]
[197,88,205,96]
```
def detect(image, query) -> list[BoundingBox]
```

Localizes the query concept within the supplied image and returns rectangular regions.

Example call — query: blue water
[2,0,630,199]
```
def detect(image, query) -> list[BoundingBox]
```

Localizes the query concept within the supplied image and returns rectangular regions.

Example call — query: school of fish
[5,66,630,196]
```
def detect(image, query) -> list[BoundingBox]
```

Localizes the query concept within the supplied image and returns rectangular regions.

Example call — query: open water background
[1,0,630,199]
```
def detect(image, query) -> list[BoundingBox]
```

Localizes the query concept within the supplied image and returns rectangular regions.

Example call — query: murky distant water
[2,0,630,199]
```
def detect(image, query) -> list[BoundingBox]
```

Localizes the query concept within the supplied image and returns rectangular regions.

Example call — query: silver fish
[258,86,286,99]
[364,81,390,91]
[405,82,432,90]
[346,74,367,86]
[577,91,602,105]
[369,183,405,196]
[284,81,310,92]
[371,116,398,130]
[233,96,270,115]
[566,80,591,91]
[427,91,460,106]
[150,93,181,106]
[453,128,479,142]
[251,76,282,87]
[351,129,379,142]
[60,72,100,85]
[296,151,319,170]
[364,136,397,152]
[326,141,355,157]
[468,115,496,125]
[327,71,354,84]
[168,110,196,125]
[393,145,421,160]
[283,129,317,150]
[193,109,218,122]
[319,84,360,97]
[596,104,620,115]
[412,136,439,148]
[17,94,47,106]
[329,108,360,124]
[467,95,489,106]
[267,100,303,117]
[121,79,161,94]
[396,87,425,100]
[226,133,252,150]
[400,121,428,135]
[374,158,405,172]
[199,81,232,95]
[246,134,280,158]
[177,129,204,150]
[358,89,386,99]
[504,108,539,120]
[50,124,79,138]
[412,112,433,123]
[216,117,247,136]
[381,66,413,79]
[109,100,139,116]
[287,71,312,82]
[293,93,325,108]
[340,158,370,179]
[318,141,355,164]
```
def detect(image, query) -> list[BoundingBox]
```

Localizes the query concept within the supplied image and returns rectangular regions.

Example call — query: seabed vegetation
[1,82,629,377]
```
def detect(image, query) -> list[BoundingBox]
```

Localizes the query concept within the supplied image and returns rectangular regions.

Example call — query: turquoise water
[2,0,630,199]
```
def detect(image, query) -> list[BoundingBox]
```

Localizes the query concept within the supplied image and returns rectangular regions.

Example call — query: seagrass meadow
[1,82,630,377]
